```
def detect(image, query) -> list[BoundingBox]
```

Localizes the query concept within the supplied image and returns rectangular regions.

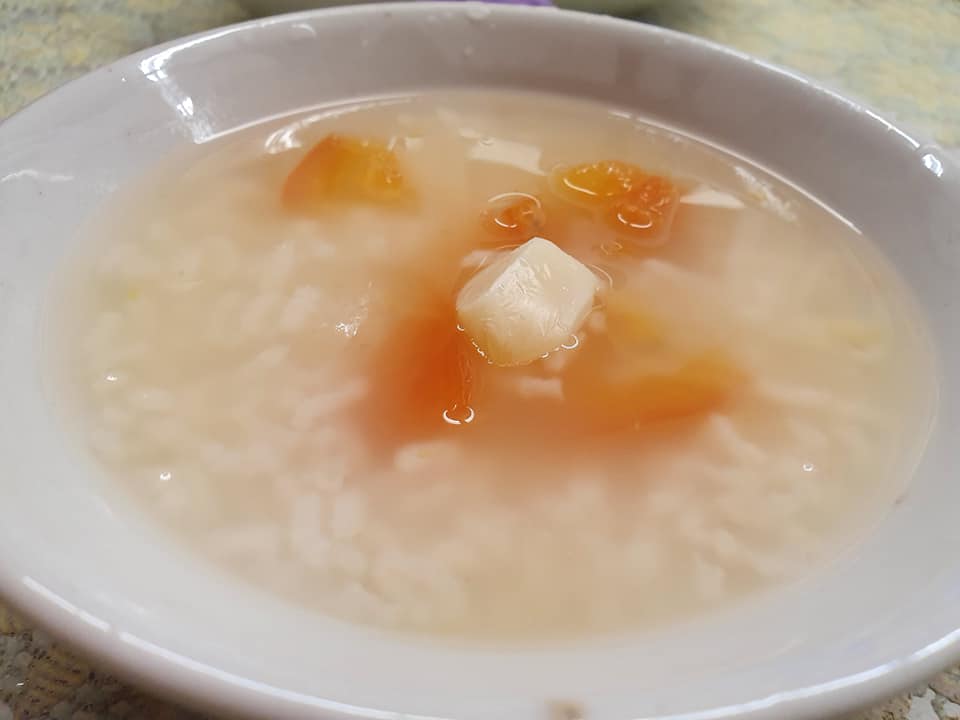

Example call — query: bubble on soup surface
[607,175,679,245]
[480,192,545,240]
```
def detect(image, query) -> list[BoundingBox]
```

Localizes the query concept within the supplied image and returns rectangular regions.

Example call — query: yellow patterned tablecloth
[1,1,959,718]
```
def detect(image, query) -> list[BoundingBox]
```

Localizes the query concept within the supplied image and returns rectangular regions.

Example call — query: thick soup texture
[58,92,935,639]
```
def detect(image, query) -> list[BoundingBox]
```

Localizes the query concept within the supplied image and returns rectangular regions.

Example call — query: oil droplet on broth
[600,239,624,255]
[481,192,546,240]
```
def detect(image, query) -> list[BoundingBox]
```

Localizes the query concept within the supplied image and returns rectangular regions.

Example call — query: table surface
[1,1,959,718]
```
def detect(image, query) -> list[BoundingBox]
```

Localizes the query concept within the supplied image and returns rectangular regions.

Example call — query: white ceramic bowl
[1,5,959,719]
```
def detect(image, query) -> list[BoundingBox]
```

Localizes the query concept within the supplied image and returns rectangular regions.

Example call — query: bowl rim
[1,4,958,719]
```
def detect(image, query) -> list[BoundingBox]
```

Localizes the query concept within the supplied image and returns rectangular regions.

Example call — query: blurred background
[1,1,958,719]
[2,0,958,150]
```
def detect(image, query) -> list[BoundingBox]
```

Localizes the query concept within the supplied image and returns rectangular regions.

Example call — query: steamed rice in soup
[57,91,936,639]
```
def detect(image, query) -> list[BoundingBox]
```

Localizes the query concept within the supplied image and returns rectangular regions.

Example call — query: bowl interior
[1,5,959,719]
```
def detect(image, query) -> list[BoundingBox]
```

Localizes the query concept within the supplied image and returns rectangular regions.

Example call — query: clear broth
[57,91,936,640]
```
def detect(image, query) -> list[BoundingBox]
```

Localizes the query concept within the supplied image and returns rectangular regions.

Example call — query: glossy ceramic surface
[0,5,958,719]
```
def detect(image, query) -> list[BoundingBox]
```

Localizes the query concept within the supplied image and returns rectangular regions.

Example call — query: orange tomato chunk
[552,160,643,206]
[356,295,478,449]
[565,339,746,432]
[281,134,411,213]
[550,160,680,248]
[623,350,746,424]
[604,292,665,349]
